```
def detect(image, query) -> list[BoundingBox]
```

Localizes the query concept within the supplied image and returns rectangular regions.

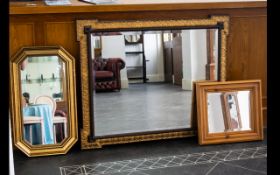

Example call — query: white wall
[182,30,208,90]
[237,91,251,130]
[144,33,164,82]
[214,30,219,80]
[20,56,64,102]
[101,35,129,88]
[182,30,192,89]
[207,93,226,133]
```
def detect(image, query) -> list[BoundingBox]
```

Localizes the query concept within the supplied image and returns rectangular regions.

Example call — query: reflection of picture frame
[196,80,263,145]
[221,92,242,131]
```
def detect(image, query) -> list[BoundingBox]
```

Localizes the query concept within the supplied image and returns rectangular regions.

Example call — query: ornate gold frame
[10,46,78,157]
[196,80,263,145]
[76,16,229,149]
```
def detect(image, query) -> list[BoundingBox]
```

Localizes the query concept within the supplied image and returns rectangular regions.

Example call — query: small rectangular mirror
[196,80,263,145]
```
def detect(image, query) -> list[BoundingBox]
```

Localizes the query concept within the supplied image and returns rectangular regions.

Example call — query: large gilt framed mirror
[195,80,263,145]
[10,46,78,157]
[77,16,229,149]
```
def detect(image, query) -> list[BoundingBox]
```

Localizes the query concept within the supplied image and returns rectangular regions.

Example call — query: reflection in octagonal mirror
[10,46,78,157]
[20,55,67,145]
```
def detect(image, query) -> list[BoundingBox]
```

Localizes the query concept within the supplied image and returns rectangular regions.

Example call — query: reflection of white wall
[20,56,63,102]
[207,93,225,133]
[214,30,218,80]
[91,35,100,59]
[144,34,164,82]
[238,91,251,130]
[182,30,208,90]
[101,35,129,88]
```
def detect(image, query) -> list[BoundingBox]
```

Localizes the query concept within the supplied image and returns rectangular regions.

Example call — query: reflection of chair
[34,95,67,144]
[23,116,44,145]
[93,58,125,91]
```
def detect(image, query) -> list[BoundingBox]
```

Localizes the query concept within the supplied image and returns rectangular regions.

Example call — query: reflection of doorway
[172,33,183,85]
[163,32,183,85]
[163,38,173,83]
[206,29,216,80]
[221,92,242,131]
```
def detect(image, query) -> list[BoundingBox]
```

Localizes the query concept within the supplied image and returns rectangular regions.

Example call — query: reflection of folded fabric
[23,104,54,144]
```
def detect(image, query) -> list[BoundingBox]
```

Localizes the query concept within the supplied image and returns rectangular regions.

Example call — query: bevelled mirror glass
[76,16,229,149]
[196,80,263,145]
[91,29,219,137]
[207,91,251,133]
[10,46,78,157]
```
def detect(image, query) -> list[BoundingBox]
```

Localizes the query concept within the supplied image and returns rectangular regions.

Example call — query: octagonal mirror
[10,46,78,157]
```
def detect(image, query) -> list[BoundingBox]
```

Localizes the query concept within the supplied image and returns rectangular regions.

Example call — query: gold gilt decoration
[77,16,229,150]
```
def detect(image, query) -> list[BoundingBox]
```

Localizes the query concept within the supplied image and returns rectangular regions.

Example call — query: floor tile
[207,161,266,175]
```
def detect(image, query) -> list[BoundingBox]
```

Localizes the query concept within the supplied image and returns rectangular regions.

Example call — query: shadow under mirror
[90,29,219,137]
[207,91,251,134]
[20,55,68,145]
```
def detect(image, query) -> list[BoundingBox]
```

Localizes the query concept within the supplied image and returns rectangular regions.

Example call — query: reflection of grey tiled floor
[94,83,192,136]
[60,146,267,175]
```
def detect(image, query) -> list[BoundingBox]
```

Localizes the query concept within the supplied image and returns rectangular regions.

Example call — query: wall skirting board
[147,74,164,82]
[121,79,129,89]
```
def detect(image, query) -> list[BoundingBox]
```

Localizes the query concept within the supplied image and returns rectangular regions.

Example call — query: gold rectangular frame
[76,16,229,149]
[196,80,263,145]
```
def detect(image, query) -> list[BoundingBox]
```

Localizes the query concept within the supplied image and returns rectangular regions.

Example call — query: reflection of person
[20,59,28,71]
[21,96,27,107]
[22,92,30,106]
[231,118,239,129]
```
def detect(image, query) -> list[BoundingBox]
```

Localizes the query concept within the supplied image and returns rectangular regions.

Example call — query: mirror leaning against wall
[195,80,263,145]
[10,46,78,157]
[76,16,229,149]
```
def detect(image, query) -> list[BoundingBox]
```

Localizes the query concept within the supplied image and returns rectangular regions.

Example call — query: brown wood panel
[56,100,68,113]
[262,96,267,127]
[9,23,35,56]
[44,22,78,57]
[227,16,266,91]
[226,16,267,125]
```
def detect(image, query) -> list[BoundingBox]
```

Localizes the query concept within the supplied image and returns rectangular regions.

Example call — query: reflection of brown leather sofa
[93,58,125,91]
